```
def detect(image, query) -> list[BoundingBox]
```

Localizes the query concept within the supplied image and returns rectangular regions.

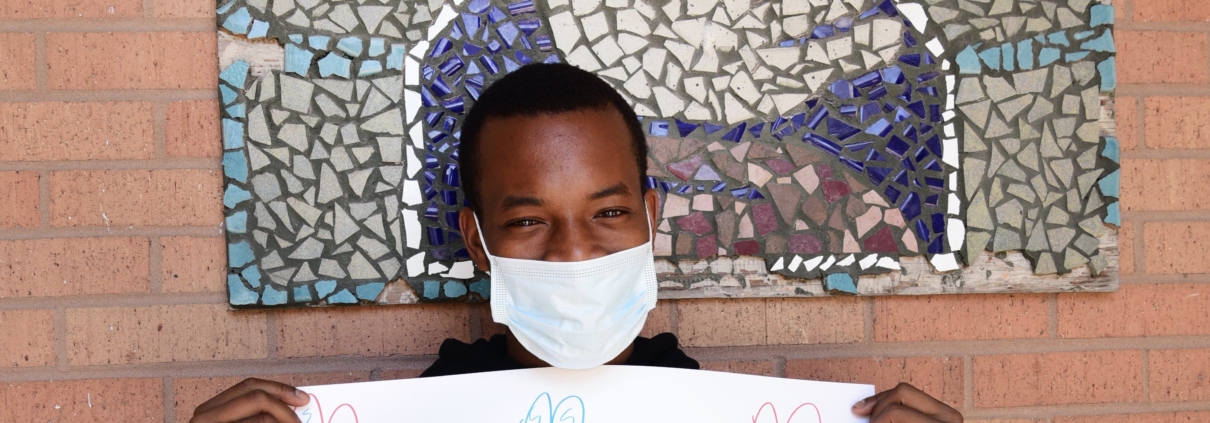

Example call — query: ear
[458,207,491,272]
[643,189,660,241]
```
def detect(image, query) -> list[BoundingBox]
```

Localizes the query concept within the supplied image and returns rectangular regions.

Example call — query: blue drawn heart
[520,392,585,423]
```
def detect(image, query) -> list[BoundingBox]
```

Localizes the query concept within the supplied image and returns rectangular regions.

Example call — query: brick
[46,32,217,90]
[1115,96,1138,150]
[49,169,223,227]
[0,33,36,89]
[0,102,155,161]
[1119,222,1135,275]
[0,171,39,228]
[1134,0,1210,22]
[967,420,1044,423]
[275,304,470,358]
[66,304,268,365]
[471,302,509,339]
[1143,97,1210,149]
[1117,31,1209,85]
[378,369,426,380]
[173,372,371,423]
[876,294,1049,342]
[640,300,674,338]
[0,237,149,298]
[786,356,964,408]
[1056,412,1210,423]
[700,360,774,376]
[1144,222,1210,274]
[676,298,766,347]
[1149,348,1210,402]
[766,297,863,345]
[161,236,226,293]
[1121,160,1210,212]
[155,0,216,18]
[1058,283,1210,338]
[166,100,221,158]
[972,351,1142,407]
[0,378,162,422]
[0,309,55,367]
[0,0,142,18]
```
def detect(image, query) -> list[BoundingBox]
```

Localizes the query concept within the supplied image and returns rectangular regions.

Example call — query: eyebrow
[588,182,631,201]
[500,195,544,211]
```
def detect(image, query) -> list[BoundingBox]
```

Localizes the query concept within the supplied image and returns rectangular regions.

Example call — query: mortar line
[0,89,215,102]
[0,158,220,172]
[1141,349,1150,402]
[38,170,50,227]
[0,355,440,383]
[1121,0,1134,25]
[1133,95,1145,150]
[1048,294,1058,339]
[669,299,680,336]
[962,400,1210,420]
[1120,149,1210,159]
[149,237,163,293]
[0,292,227,310]
[1134,220,1147,275]
[0,226,223,240]
[963,355,974,412]
[34,32,47,90]
[1116,21,1210,32]
[153,102,168,159]
[266,313,278,360]
[0,19,214,32]
[863,296,875,343]
[773,356,786,378]
[163,376,174,423]
[467,302,483,341]
[54,306,67,370]
[1116,85,1210,97]
[1119,210,1210,221]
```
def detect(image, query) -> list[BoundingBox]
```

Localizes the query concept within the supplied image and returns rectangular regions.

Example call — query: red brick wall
[0,1,1207,422]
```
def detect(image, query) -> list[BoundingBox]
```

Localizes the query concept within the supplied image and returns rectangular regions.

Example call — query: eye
[507,218,542,227]
[596,209,627,219]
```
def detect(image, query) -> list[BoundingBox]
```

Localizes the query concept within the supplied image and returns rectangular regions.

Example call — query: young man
[191,64,963,423]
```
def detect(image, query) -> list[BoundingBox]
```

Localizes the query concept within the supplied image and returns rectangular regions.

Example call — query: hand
[852,383,963,423]
[190,378,310,423]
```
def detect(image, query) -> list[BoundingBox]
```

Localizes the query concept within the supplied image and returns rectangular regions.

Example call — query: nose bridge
[542,216,597,262]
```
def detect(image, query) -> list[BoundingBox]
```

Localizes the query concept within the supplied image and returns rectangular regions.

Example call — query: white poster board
[294,366,874,422]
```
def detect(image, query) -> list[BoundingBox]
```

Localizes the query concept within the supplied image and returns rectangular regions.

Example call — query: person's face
[458,107,660,268]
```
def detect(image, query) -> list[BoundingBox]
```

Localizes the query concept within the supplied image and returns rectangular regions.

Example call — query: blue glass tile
[866,149,886,162]
[444,163,460,187]
[327,289,357,304]
[840,105,857,116]
[225,103,245,118]
[899,191,921,220]
[1047,31,1070,46]
[442,96,466,113]
[979,47,1001,70]
[514,50,533,64]
[790,112,807,129]
[893,170,908,186]
[221,7,252,34]
[1039,47,1061,66]
[450,22,465,40]
[884,185,901,203]
[220,85,238,105]
[228,275,258,305]
[886,136,910,158]
[1099,57,1117,92]
[835,16,853,31]
[387,44,405,70]
[356,283,386,300]
[431,38,454,57]
[463,13,483,37]
[957,45,981,74]
[1102,136,1120,163]
[358,61,383,77]
[317,53,351,78]
[470,279,491,298]
[830,79,858,99]
[881,66,904,84]
[649,120,669,136]
[488,7,507,23]
[1017,39,1034,69]
[722,122,747,142]
[900,54,922,68]
[228,241,254,268]
[1001,42,1016,71]
[853,70,882,88]
[216,0,234,14]
[368,38,385,57]
[248,20,269,39]
[502,56,520,72]
[536,34,553,51]
[462,43,484,56]
[806,107,828,129]
[222,151,248,183]
[439,56,465,76]
[220,60,249,89]
[1105,202,1120,226]
[868,166,891,184]
[259,285,287,305]
[925,177,945,190]
[431,77,453,96]
[925,135,943,156]
[1098,169,1120,198]
[223,184,250,208]
[824,273,857,294]
[805,133,842,156]
[293,285,312,303]
[925,160,943,172]
[827,117,860,140]
[308,35,330,49]
[222,119,244,150]
[903,31,916,47]
[915,219,930,240]
[1074,30,1094,40]
[1081,31,1115,52]
[711,182,726,192]
[443,281,468,298]
[337,37,363,57]
[508,0,536,15]
[423,280,441,299]
[1091,4,1114,26]
[917,85,939,97]
[811,24,835,39]
[287,33,302,43]
[703,122,724,134]
[315,280,337,298]
[676,119,699,137]
[868,85,888,100]
[840,157,864,172]
[895,107,912,122]
[748,122,764,138]
[1066,51,1090,61]
[859,102,880,122]
[859,6,880,19]
[240,265,262,288]
[904,125,919,142]
[925,194,939,207]
[907,101,927,119]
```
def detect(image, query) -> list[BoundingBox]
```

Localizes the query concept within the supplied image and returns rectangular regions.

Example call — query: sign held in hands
[293,366,874,422]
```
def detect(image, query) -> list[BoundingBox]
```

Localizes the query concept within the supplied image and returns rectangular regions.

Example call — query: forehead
[475,108,635,177]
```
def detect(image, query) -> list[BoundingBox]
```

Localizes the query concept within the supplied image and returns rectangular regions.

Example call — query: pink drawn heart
[750,402,822,423]
[294,393,360,423]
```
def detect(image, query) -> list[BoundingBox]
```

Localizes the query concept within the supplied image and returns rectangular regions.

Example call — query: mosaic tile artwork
[216,0,1119,306]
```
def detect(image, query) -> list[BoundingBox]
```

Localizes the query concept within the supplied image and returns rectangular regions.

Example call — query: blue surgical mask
[473,207,658,369]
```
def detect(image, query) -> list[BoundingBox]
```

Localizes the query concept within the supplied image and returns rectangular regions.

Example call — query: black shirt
[419,333,700,377]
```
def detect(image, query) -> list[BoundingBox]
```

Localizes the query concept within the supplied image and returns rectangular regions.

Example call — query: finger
[191,390,303,423]
[868,383,960,422]
[852,389,892,416]
[870,403,941,423]
[234,414,279,423]
[196,379,309,414]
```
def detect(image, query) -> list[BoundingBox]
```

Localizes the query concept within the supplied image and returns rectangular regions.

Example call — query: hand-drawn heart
[519,392,585,423]
[294,393,360,423]
[750,402,822,423]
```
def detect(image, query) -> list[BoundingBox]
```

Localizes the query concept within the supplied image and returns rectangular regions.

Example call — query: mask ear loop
[472,212,495,260]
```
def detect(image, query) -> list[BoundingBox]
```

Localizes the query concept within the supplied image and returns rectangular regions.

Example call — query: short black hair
[458,62,649,213]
